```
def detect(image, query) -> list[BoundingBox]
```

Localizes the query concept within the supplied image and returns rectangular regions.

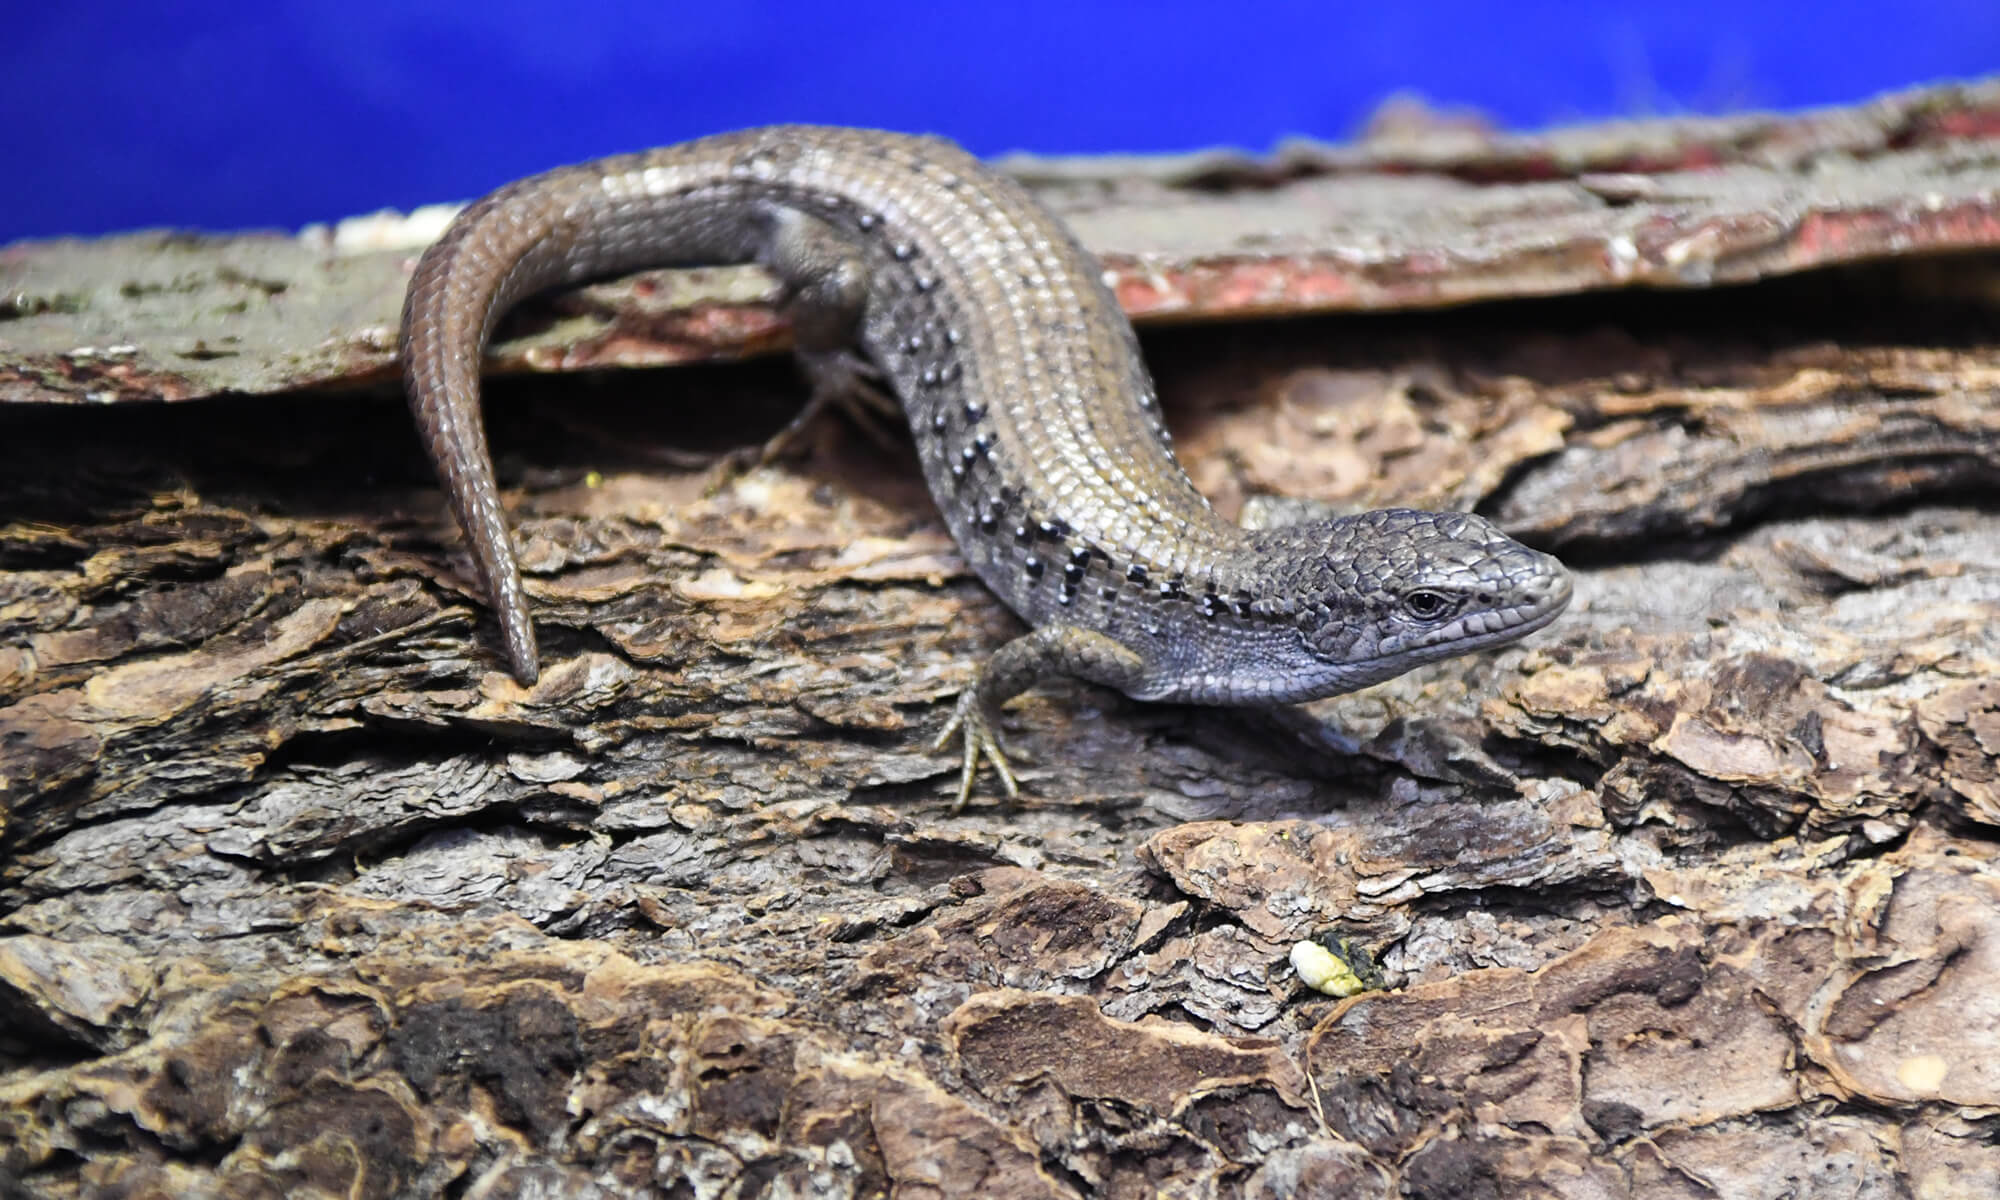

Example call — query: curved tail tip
[503,629,541,687]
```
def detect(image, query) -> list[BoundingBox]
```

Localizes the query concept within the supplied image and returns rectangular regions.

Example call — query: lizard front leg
[935,625,1148,811]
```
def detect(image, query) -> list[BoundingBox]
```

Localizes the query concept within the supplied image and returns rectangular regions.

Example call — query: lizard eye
[1402,589,1453,620]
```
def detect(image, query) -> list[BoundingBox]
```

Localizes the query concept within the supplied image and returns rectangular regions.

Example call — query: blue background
[7,1,1997,240]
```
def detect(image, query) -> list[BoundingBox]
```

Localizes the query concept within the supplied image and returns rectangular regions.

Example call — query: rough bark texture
[4,85,2000,1199]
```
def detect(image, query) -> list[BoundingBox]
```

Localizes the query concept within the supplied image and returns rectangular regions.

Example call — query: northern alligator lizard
[400,126,1572,804]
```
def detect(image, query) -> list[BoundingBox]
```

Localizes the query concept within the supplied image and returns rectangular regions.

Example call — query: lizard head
[1264,508,1571,694]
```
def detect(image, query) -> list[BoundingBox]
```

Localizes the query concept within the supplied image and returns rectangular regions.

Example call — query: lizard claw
[933,689,1020,812]
[781,349,904,460]
[698,351,902,494]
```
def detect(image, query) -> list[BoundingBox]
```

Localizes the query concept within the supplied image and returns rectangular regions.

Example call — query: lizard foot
[933,689,1023,812]
[701,350,903,493]
[780,349,903,460]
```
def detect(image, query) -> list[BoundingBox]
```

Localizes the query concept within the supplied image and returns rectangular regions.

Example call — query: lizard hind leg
[712,207,906,478]
[764,206,906,460]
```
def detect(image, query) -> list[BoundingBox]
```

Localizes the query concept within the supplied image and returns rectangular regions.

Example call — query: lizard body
[400,126,1571,803]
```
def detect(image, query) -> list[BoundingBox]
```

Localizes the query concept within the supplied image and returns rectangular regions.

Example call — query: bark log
[3,84,2000,1199]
